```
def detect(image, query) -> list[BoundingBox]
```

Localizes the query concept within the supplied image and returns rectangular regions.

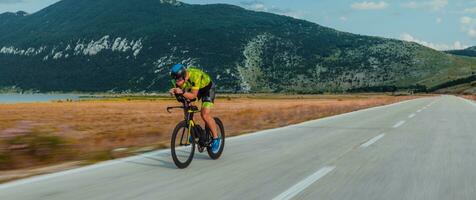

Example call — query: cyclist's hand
[169,88,184,95]
[169,88,175,96]
[174,88,184,95]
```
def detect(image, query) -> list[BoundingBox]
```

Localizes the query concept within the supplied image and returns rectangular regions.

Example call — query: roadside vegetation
[0,94,418,181]
[463,95,476,101]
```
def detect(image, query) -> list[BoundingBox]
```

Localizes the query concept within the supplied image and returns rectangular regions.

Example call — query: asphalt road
[1,95,475,200]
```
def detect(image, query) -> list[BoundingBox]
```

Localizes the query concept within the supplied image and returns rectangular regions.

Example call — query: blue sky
[1,0,476,50]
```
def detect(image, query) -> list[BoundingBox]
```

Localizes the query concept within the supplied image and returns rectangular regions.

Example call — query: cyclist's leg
[200,83,218,139]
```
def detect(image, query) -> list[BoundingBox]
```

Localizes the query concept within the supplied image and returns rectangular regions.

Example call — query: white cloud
[461,16,475,24]
[402,1,418,9]
[351,1,388,10]
[400,33,468,50]
[251,3,266,11]
[468,29,476,37]
[436,17,442,24]
[402,0,448,11]
[464,7,476,14]
[453,41,467,49]
[340,16,348,21]
[240,1,267,11]
[460,16,476,38]
[430,0,448,10]
[240,1,305,19]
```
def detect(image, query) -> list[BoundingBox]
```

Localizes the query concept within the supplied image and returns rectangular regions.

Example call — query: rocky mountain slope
[1,0,475,93]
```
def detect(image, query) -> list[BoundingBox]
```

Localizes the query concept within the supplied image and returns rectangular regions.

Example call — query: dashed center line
[393,121,406,128]
[272,166,335,200]
[408,114,416,119]
[360,134,385,148]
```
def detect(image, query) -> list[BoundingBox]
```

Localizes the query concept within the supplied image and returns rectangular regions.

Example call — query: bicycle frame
[167,95,202,145]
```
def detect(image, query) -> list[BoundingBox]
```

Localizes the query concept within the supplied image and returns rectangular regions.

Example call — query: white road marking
[360,134,385,148]
[408,114,416,119]
[471,101,476,108]
[393,121,406,128]
[417,109,422,113]
[272,166,335,200]
[459,97,476,109]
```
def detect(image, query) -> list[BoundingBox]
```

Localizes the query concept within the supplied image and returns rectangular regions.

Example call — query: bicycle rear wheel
[207,117,225,159]
[171,121,195,168]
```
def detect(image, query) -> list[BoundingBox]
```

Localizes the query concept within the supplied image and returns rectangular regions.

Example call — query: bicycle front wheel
[171,121,195,169]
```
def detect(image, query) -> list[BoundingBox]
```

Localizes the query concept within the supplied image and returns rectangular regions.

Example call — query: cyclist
[169,64,220,152]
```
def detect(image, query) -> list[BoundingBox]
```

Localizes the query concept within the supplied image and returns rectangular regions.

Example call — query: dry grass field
[465,95,476,101]
[0,94,418,172]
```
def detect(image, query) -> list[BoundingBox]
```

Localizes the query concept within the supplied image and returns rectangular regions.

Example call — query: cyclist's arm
[183,89,198,100]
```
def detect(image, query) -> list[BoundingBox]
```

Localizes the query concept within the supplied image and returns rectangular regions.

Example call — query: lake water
[0,94,82,103]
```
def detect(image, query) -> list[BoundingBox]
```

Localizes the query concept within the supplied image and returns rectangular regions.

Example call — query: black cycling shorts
[198,82,216,103]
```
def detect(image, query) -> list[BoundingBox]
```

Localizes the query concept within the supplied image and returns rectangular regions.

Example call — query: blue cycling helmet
[170,64,187,80]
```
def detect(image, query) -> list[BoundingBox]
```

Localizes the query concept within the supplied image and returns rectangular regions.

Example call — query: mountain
[446,46,476,57]
[0,11,27,27]
[1,0,476,93]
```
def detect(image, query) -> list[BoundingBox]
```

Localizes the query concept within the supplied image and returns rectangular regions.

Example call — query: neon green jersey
[180,67,211,91]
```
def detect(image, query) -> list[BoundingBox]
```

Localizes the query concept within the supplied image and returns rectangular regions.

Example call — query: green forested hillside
[1,0,475,93]
[446,46,476,57]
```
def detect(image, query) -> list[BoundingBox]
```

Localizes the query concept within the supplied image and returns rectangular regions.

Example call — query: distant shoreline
[0,92,432,104]
[0,93,85,104]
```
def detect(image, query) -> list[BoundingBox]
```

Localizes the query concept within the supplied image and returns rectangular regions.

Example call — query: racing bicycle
[166,95,225,168]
